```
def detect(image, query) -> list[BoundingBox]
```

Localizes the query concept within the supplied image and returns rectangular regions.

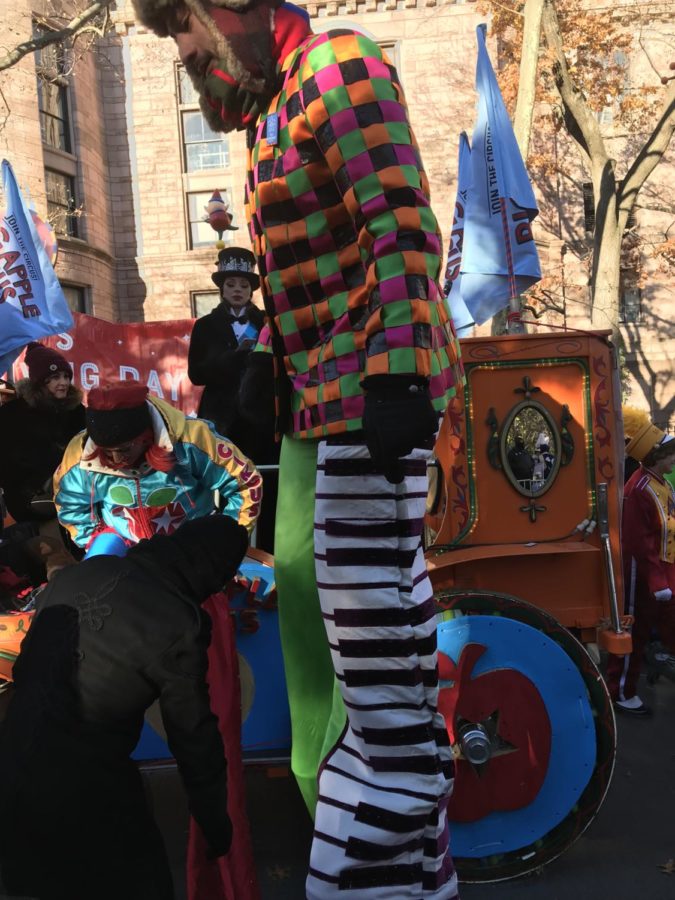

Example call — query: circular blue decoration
[437,614,596,857]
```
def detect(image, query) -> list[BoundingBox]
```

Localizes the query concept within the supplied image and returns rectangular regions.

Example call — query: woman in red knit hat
[0,342,84,527]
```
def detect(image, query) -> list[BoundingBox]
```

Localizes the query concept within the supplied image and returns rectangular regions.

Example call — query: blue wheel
[435,590,615,882]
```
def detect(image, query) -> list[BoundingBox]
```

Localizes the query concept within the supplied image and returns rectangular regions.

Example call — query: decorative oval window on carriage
[499,401,561,497]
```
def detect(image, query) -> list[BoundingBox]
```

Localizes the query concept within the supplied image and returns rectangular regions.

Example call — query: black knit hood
[128,515,249,602]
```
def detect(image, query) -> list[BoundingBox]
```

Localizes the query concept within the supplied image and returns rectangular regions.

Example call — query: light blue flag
[460,25,541,326]
[443,132,475,337]
[0,159,73,375]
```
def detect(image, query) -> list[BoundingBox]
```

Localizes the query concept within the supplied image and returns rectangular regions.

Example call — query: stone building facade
[0,0,672,424]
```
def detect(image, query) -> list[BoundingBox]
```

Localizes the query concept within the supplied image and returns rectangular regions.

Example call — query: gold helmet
[623,406,673,462]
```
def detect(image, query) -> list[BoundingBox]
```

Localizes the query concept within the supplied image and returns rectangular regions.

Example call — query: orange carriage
[425,329,630,880]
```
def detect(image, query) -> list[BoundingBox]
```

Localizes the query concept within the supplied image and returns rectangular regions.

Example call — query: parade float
[425,328,629,881]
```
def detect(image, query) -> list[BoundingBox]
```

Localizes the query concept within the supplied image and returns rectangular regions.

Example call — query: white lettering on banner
[146,369,164,399]
[55,332,73,352]
[12,312,202,415]
[113,366,186,401]
[167,370,187,402]
[80,362,100,390]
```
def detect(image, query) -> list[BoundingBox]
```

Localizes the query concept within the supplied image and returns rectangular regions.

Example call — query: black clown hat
[212,247,260,290]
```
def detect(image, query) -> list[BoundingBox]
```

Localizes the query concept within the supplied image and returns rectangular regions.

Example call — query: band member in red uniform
[606,407,675,716]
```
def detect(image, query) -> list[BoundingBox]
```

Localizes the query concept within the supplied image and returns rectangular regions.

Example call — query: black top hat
[212,247,260,290]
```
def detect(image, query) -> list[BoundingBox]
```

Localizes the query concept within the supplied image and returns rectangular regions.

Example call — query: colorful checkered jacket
[245,29,462,440]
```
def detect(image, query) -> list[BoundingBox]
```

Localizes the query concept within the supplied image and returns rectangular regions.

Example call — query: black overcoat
[0,380,85,522]
[0,540,235,900]
[188,302,275,462]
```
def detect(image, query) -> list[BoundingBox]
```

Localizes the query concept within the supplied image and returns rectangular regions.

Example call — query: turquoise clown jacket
[54,395,262,548]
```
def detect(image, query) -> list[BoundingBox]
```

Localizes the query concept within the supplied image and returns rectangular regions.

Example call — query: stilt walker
[132,0,463,894]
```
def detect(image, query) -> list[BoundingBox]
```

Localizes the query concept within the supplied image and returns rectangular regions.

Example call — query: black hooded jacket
[0,517,248,863]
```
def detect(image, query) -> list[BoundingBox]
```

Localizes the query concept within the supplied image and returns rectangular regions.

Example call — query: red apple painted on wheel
[438,643,552,823]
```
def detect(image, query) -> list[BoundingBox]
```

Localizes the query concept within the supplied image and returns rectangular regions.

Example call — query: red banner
[13,312,203,415]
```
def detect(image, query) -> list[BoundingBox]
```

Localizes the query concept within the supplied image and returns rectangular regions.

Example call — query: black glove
[238,351,275,429]
[205,813,233,860]
[361,375,438,484]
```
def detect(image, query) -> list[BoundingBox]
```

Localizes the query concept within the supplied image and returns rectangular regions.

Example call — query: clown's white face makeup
[220,276,252,311]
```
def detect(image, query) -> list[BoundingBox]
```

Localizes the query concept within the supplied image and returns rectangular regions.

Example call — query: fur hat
[25,342,73,385]
[623,406,674,462]
[86,384,152,447]
[132,0,276,37]
[212,247,259,289]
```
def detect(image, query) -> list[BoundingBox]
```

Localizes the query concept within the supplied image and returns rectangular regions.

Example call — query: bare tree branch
[0,0,115,72]
[0,84,9,132]
[513,0,545,160]
[618,81,675,229]
[541,0,608,172]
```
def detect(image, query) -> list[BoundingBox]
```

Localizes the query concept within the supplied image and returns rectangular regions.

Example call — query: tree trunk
[513,0,545,161]
[590,177,623,345]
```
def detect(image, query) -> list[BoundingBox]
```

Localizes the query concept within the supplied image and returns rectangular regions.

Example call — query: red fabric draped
[186,592,260,900]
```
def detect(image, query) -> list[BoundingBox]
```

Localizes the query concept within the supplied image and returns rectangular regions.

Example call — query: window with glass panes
[61,284,87,313]
[35,34,71,153]
[177,66,230,173]
[46,170,78,237]
[187,190,235,250]
[620,286,641,324]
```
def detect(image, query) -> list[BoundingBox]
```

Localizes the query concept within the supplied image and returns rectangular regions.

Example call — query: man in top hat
[605,407,675,716]
[133,0,462,896]
[189,246,264,442]
[189,247,278,550]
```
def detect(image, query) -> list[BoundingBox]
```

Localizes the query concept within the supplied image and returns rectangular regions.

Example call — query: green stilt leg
[274,435,347,816]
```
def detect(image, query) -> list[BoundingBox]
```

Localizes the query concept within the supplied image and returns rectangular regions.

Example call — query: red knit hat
[25,342,73,385]
[86,383,152,447]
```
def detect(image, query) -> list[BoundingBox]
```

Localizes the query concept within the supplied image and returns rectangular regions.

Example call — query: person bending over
[0,515,248,900]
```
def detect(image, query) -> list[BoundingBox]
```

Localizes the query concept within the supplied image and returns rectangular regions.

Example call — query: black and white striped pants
[306,440,457,899]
